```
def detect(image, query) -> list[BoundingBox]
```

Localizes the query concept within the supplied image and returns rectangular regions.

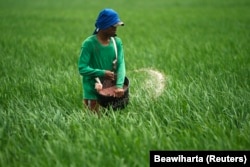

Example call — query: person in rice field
[78,8,126,113]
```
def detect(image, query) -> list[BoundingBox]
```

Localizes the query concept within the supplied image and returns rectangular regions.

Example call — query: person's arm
[78,41,105,77]
[115,38,126,88]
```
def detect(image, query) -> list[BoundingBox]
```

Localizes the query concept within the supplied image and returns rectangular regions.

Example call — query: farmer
[78,8,126,112]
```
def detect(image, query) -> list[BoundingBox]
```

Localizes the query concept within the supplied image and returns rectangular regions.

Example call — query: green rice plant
[0,0,249,166]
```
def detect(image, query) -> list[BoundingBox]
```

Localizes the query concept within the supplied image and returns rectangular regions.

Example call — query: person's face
[103,25,117,37]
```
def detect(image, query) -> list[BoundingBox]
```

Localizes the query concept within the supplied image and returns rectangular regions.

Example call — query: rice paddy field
[0,0,250,166]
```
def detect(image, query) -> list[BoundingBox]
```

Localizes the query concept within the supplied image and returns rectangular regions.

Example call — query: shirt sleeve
[115,38,126,88]
[78,40,105,78]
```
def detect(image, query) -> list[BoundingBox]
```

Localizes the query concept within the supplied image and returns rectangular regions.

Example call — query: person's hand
[104,71,115,80]
[114,88,124,97]
[95,83,103,92]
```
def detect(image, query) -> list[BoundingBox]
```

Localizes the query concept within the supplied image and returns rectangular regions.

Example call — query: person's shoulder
[113,36,122,44]
[82,35,96,46]
[84,35,96,42]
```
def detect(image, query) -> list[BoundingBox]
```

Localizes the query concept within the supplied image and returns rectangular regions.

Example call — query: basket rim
[97,76,129,97]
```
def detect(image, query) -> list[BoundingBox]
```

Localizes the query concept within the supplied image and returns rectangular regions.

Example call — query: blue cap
[93,8,124,34]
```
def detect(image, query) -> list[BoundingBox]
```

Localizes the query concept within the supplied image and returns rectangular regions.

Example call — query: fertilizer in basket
[97,77,129,110]
[99,85,128,97]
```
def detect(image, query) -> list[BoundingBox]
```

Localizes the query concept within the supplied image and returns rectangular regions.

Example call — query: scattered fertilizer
[133,68,166,98]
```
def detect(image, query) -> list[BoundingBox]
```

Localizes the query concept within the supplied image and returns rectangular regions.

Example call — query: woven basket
[97,77,129,110]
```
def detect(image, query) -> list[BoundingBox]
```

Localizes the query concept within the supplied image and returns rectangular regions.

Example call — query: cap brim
[113,21,124,27]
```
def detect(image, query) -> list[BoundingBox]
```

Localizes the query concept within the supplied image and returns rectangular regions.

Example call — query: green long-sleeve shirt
[78,35,126,99]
